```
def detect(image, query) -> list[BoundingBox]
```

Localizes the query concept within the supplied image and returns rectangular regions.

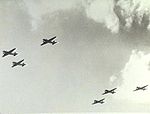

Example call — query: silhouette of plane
[41,36,57,46]
[133,85,148,91]
[92,98,105,105]
[102,88,117,95]
[2,48,17,57]
[12,59,26,68]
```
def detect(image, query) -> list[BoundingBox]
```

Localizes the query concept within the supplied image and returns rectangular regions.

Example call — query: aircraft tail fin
[143,88,146,90]
[52,41,57,45]
[112,91,116,94]
[22,63,26,67]
[13,52,17,56]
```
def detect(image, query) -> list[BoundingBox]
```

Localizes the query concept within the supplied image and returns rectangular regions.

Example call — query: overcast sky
[0,0,150,113]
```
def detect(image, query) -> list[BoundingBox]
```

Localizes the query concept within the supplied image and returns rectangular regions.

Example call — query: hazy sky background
[0,0,150,112]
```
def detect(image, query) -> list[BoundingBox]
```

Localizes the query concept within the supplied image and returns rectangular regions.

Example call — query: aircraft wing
[12,62,17,67]
[18,59,24,63]
[133,87,139,91]
[49,36,56,41]
[101,98,105,101]
[112,88,117,91]
[144,85,148,88]
[2,51,7,56]
[10,48,16,52]
[41,41,47,46]
[133,89,137,91]
[92,100,97,105]
[2,54,6,57]
[102,92,106,95]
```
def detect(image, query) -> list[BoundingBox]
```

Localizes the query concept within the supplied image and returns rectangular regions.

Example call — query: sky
[0,0,150,113]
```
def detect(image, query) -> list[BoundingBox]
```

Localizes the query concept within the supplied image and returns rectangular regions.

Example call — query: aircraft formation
[92,85,148,105]
[2,48,26,68]
[1,36,148,106]
[2,36,57,68]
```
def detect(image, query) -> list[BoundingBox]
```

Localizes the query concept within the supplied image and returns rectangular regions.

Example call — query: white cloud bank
[111,50,150,103]
[85,0,150,33]
[22,0,150,32]
[84,0,119,33]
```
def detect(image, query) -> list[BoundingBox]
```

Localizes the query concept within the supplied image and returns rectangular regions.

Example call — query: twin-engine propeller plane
[41,36,57,46]
[2,48,17,57]
[133,85,148,91]
[92,98,105,105]
[12,59,26,68]
[102,88,117,95]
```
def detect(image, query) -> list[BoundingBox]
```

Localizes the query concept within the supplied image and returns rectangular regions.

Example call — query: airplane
[133,85,148,91]
[2,48,17,57]
[41,36,57,46]
[12,59,26,68]
[92,98,105,105]
[102,88,117,95]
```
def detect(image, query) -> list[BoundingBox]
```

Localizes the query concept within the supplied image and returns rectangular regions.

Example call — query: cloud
[110,75,117,82]
[84,0,119,33]
[10,0,150,33]
[116,0,150,29]
[111,50,150,103]
[84,0,150,33]
[23,0,82,30]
